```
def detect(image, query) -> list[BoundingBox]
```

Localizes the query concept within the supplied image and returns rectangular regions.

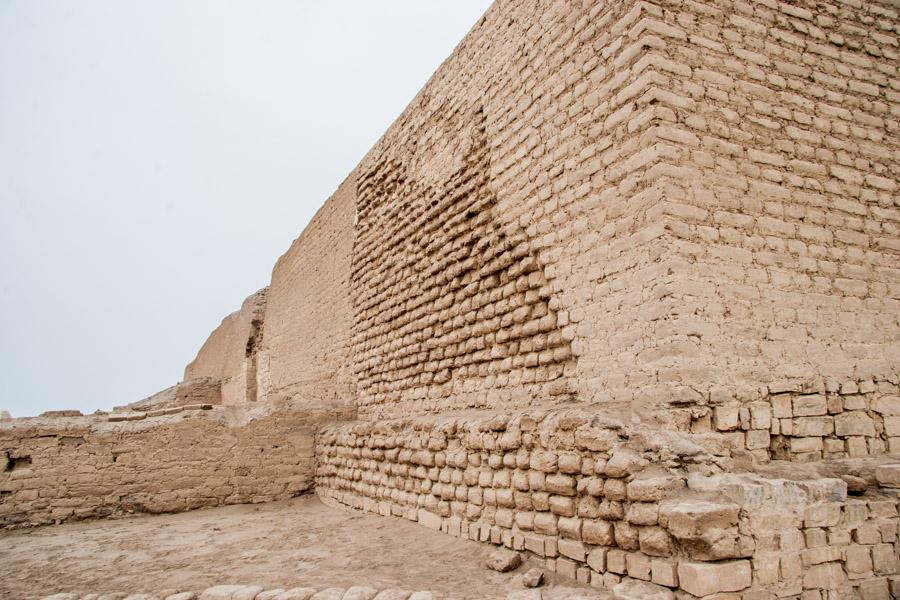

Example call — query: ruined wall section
[184,288,268,405]
[351,0,697,420]
[0,404,351,528]
[616,0,900,430]
[259,177,356,406]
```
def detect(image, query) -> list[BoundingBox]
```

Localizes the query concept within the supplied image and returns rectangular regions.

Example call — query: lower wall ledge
[316,409,900,599]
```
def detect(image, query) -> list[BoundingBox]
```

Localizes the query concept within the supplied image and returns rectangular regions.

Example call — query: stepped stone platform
[2,0,898,598]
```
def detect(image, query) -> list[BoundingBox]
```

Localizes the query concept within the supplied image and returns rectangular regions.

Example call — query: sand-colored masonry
[6,0,899,599]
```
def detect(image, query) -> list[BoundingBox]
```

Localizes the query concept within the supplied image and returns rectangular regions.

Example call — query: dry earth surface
[0,496,593,600]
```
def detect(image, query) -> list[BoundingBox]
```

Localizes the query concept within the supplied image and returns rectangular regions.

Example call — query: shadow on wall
[351,106,576,417]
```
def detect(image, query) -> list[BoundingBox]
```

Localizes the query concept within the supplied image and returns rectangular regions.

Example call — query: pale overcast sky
[0,1,493,417]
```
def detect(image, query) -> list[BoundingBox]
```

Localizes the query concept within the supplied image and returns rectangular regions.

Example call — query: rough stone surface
[487,550,523,573]
[272,590,317,600]
[199,586,262,600]
[341,587,378,600]
[676,561,752,596]
[875,465,900,488]
[521,569,544,589]
[612,580,673,600]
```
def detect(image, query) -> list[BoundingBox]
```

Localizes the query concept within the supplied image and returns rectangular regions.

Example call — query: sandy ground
[0,496,601,600]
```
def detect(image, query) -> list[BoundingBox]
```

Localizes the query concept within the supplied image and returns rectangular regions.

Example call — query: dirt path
[0,496,598,600]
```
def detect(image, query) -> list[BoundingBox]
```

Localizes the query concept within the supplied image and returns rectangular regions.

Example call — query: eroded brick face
[352,108,574,417]
[343,0,687,418]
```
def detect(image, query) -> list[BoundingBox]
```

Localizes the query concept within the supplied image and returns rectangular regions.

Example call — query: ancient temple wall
[172,0,898,431]
[312,3,900,597]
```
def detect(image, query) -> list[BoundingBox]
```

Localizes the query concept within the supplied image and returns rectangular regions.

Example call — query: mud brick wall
[174,0,898,424]
[316,409,900,598]
[184,288,268,405]
[350,0,690,420]
[622,0,900,417]
[259,177,356,407]
[0,404,352,528]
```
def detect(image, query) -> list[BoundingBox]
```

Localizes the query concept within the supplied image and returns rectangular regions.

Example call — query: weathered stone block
[338,588,377,600]
[651,558,678,587]
[793,395,828,416]
[606,549,627,574]
[792,417,834,437]
[583,519,615,546]
[834,412,876,437]
[626,476,685,502]
[200,587,265,600]
[557,539,586,562]
[604,450,647,478]
[804,502,842,528]
[676,560,751,596]
[873,543,899,575]
[846,545,874,578]
[638,526,673,557]
[586,547,606,573]
[659,501,739,539]
[417,510,442,531]
[625,552,651,581]
[872,397,900,416]
[612,580,674,600]
[715,406,740,431]
[875,465,900,488]
[802,562,846,589]
[625,502,658,526]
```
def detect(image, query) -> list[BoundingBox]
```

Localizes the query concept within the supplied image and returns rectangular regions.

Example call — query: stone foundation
[316,409,900,599]
[0,403,352,528]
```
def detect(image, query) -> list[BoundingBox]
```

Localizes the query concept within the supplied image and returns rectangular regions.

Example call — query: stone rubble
[521,569,544,589]
[487,549,524,572]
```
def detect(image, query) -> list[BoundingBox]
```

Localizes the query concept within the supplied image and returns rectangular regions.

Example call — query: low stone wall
[315,409,900,599]
[694,378,900,462]
[0,403,353,528]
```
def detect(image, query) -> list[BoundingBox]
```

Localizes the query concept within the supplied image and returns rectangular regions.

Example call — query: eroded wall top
[183,287,267,405]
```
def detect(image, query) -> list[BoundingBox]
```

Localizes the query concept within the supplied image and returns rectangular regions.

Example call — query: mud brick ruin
[3,0,900,598]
